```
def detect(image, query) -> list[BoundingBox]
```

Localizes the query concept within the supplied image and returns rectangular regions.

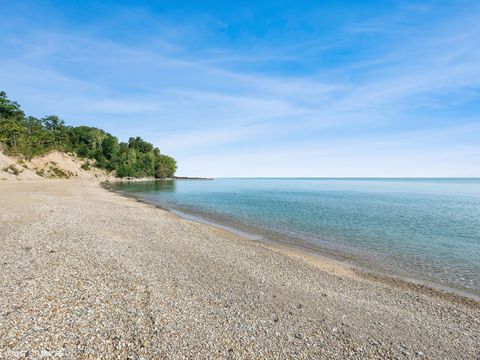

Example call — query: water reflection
[111,180,177,193]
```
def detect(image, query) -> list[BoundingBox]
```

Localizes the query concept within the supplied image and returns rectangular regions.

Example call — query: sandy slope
[0,150,111,180]
[0,180,478,359]
[0,151,41,180]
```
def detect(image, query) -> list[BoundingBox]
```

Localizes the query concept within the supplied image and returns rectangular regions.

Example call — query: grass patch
[81,160,91,170]
[2,164,23,176]
[49,166,71,178]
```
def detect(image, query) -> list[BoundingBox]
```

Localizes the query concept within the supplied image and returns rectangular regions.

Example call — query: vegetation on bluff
[0,91,177,178]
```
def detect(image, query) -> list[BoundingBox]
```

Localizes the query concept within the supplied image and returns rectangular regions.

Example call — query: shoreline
[1,179,479,358]
[103,181,480,304]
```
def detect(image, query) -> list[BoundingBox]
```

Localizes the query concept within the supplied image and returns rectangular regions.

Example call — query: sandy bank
[0,180,478,359]
[0,150,112,180]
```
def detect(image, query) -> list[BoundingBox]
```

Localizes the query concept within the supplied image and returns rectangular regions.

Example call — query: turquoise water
[110,178,480,297]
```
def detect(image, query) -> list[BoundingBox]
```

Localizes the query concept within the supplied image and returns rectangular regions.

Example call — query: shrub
[81,160,91,170]
[49,166,71,178]
[2,164,23,175]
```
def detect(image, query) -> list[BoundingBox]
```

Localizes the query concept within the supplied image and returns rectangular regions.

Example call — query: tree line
[0,91,177,178]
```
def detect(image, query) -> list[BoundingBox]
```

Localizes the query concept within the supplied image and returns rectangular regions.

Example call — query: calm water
[110,178,480,297]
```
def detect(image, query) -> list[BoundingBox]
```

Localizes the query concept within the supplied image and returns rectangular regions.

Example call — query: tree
[0,91,25,119]
[0,91,178,178]
[155,154,177,178]
[0,91,26,152]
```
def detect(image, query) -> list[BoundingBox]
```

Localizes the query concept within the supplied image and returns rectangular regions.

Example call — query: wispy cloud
[0,1,479,176]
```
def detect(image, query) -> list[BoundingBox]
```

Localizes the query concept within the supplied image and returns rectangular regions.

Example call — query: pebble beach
[0,180,479,359]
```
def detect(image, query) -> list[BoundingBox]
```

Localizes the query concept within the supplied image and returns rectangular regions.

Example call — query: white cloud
[1,3,479,176]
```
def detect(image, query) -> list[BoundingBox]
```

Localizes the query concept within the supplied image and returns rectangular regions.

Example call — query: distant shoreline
[173,176,214,180]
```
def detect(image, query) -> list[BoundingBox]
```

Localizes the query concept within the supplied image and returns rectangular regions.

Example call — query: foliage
[2,164,23,175]
[81,160,91,170]
[156,154,177,179]
[49,164,72,178]
[0,91,177,178]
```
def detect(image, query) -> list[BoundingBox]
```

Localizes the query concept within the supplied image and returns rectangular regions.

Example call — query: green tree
[0,91,178,178]
[0,91,25,119]
[155,154,177,178]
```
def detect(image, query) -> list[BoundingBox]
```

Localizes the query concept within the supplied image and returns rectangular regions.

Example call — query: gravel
[0,179,479,359]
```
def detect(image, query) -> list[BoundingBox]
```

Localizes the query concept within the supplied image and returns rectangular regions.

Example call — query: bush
[2,164,23,175]
[49,166,71,178]
[81,160,91,170]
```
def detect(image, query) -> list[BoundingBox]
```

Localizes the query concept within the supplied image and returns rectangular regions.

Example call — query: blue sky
[1,0,479,177]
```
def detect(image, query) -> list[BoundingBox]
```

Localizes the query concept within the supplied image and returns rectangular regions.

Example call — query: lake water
[109,178,480,297]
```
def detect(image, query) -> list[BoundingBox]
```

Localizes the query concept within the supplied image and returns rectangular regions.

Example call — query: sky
[1,0,479,177]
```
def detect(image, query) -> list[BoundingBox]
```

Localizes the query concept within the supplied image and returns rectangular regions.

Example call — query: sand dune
[0,150,111,180]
